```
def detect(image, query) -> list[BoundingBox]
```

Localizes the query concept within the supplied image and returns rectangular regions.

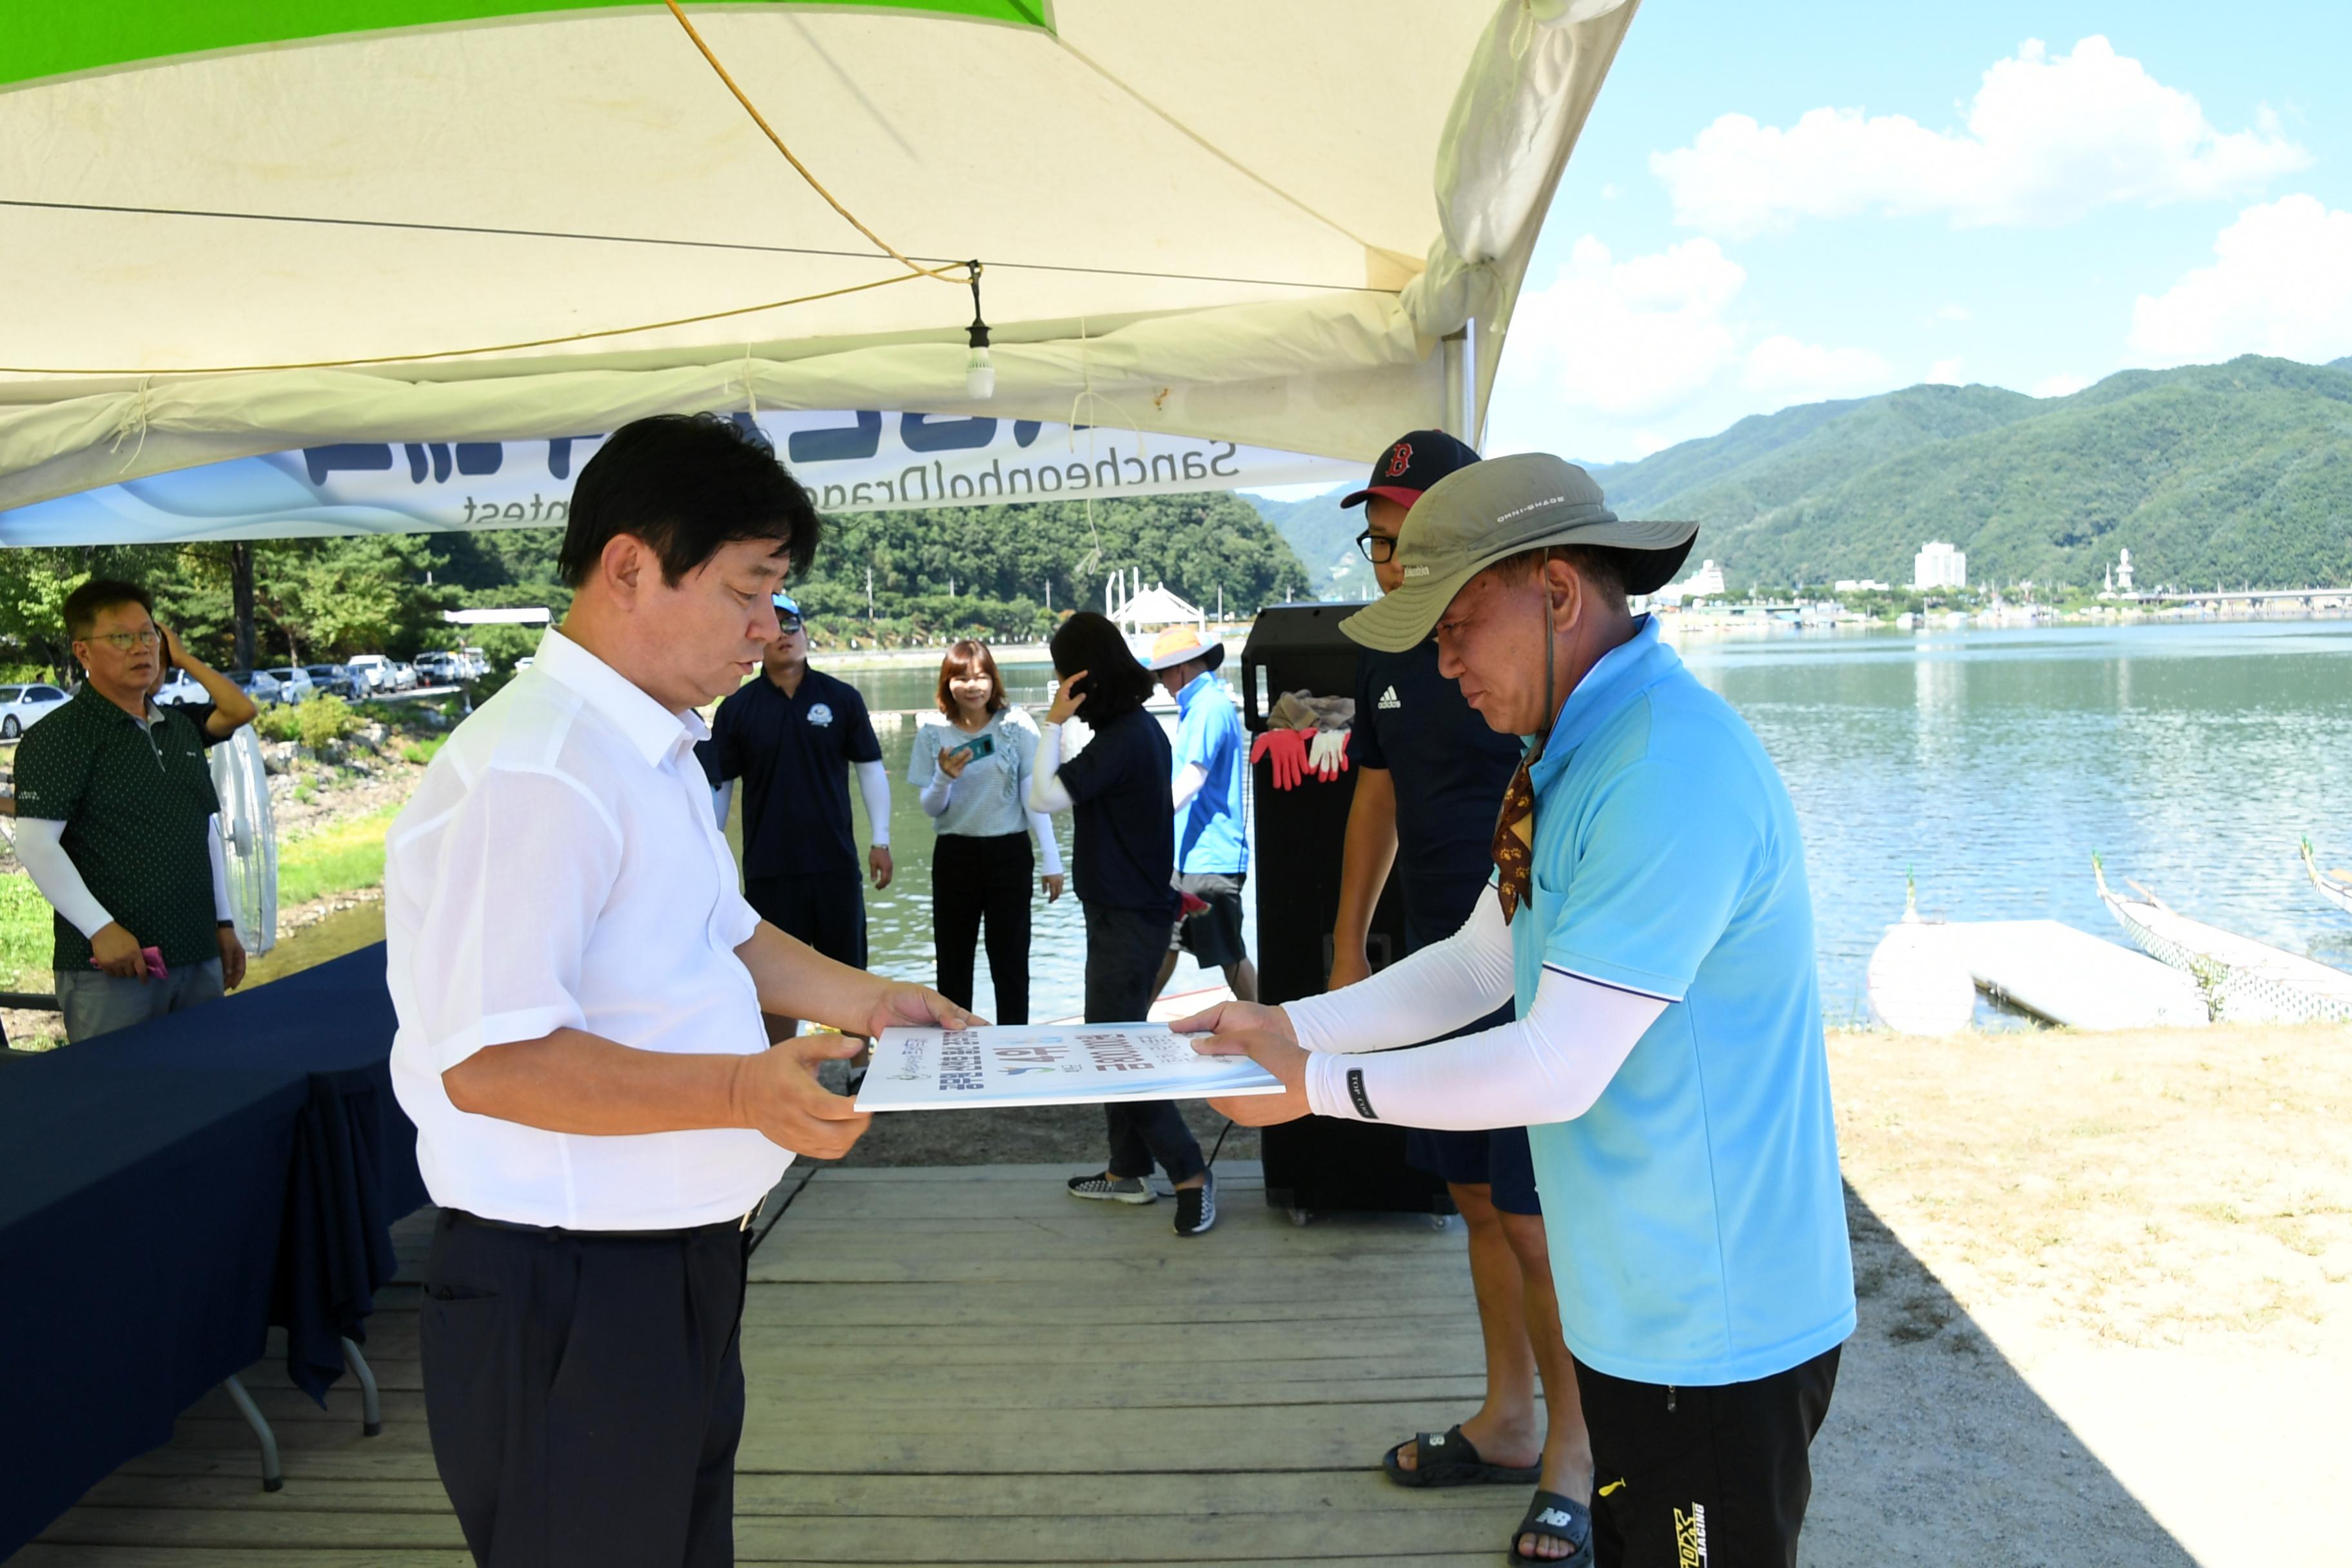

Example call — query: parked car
[389,660,420,692]
[228,669,285,706]
[264,667,317,705]
[344,654,393,693]
[155,670,209,708]
[460,647,489,679]
[0,682,70,740]
[305,663,358,699]
[413,651,463,685]
[514,656,534,672]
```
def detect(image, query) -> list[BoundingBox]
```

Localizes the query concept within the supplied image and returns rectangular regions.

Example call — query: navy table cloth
[0,943,418,1556]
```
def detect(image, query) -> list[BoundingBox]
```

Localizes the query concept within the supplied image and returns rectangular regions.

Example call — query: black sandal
[1507,1489,1593,1567]
[1379,1424,1542,1489]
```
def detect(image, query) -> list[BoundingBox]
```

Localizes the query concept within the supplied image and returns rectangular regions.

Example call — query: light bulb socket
[963,260,994,398]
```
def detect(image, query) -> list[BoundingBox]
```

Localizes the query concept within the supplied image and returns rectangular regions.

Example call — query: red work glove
[1178,890,1212,918]
[1250,728,1309,790]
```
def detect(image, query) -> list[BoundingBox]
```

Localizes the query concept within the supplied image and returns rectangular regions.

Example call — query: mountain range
[1251,355,2352,596]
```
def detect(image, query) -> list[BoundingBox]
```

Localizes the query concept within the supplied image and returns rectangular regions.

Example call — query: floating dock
[1941,919,2210,1030]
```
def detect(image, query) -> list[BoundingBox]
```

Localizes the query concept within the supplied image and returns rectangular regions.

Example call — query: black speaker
[1240,605,1453,1219]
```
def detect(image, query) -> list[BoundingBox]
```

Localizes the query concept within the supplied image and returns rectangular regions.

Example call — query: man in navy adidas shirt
[1332,432,1591,1564]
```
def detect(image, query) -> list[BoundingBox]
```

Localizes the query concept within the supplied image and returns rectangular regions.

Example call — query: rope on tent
[1063,318,1137,584]
[106,377,154,469]
[0,268,936,376]
[660,0,965,288]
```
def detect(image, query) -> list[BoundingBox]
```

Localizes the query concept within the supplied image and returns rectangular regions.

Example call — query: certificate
[854,1023,1285,1112]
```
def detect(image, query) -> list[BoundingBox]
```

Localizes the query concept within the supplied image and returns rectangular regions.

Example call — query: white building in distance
[1834,578,1892,593]
[1913,542,1967,591]
[1652,558,1728,606]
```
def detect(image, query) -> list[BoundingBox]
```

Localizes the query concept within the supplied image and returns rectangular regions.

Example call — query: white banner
[0,411,1355,547]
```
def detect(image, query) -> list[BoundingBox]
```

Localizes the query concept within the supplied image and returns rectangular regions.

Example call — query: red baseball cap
[1340,428,1482,511]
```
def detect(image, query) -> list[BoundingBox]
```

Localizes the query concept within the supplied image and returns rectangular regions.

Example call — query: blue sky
[1475,1,2352,464]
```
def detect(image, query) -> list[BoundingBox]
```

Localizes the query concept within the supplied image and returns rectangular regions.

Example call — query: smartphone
[949,734,997,764]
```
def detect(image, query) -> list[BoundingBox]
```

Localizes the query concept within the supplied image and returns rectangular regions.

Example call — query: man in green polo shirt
[1186,455,1853,1567]
[15,579,248,1042]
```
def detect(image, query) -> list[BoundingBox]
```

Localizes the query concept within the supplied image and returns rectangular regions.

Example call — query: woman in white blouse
[908,640,1064,1023]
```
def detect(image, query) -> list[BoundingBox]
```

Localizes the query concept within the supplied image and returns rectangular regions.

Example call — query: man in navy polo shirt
[1188,455,1854,1567]
[699,593,894,1041]
[1329,433,1591,1549]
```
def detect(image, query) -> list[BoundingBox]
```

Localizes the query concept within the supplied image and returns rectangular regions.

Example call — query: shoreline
[796,605,2352,667]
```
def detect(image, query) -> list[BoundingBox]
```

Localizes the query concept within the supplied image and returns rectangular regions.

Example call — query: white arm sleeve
[1282,886,1516,1054]
[206,814,233,923]
[918,768,955,818]
[1170,761,1209,812]
[855,760,892,848]
[1024,722,1075,814]
[711,780,733,829]
[1304,966,1669,1131]
[14,817,115,939]
[1028,810,1065,876]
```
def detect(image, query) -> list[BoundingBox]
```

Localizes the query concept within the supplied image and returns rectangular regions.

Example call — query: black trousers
[932,831,1034,1024]
[1084,901,1204,1184]
[420,1210,750,1568]
[746,870,867,970]
[1578,1342,1841,1568]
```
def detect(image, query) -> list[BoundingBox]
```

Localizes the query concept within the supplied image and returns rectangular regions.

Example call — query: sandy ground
[1812,1021,2350,1567]
[811,1021,2349,1565]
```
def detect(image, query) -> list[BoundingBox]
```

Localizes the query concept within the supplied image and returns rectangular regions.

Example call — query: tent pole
[1443,320,1481,447]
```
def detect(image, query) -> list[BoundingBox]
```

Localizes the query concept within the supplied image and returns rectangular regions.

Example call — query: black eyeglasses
[1355,529,1399,565]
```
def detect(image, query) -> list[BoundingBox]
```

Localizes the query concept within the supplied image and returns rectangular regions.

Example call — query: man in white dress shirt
[386,414,975,1568]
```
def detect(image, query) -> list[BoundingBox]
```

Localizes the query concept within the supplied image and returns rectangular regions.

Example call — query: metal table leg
[340,1336,382,1437]
[221,1375,282,1492]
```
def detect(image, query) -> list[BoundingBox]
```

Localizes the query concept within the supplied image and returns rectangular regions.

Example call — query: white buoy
[1867,873,1974,1035]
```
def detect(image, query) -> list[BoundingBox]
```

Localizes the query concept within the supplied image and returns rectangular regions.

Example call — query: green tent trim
[3,1,1053,90]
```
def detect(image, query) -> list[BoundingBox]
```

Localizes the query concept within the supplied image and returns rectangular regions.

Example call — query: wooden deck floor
[21,1161,1540,1567]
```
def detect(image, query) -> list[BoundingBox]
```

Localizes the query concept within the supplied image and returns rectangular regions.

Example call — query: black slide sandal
[1506,1489,1594,1567]
[1380,1424,1542,1489]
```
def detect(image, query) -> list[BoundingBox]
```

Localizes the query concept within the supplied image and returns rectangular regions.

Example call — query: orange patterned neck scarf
[1490,737,1545,925]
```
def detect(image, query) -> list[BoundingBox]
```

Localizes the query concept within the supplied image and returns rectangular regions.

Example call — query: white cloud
[1491,235,1901,460]
[1745,335,1895,398]
[1502,236,1747,418]
[1927,358,1967,385]
[2032,372,2093,398]
[1935,304,1973,322]
[1652,37,2308,237]
[2130,195,2352,366]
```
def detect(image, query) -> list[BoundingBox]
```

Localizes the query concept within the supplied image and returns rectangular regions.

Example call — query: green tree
[253,536,459,663]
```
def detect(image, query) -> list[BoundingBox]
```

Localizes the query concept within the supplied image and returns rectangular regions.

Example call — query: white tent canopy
[0,0,1638,520]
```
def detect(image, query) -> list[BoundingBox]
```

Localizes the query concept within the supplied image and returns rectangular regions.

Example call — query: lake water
[825,618,2352,1028]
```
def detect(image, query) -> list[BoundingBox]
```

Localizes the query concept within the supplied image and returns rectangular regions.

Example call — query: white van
[345,654,394,692]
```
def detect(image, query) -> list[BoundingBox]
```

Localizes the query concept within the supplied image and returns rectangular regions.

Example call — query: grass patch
[278,804,400,907]
[400,733,447,767]
[0,870,57,989]
[0,803,401,986]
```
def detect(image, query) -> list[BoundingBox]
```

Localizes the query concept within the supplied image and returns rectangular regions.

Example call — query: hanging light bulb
[963,260,995,400]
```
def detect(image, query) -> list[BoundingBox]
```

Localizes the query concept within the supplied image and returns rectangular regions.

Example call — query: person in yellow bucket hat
[1141,623,1257,1009]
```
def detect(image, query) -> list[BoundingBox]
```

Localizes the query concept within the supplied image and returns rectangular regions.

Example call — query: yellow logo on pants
[1674,1502,1709,1566]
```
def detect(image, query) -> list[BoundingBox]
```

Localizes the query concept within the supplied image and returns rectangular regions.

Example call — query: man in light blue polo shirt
[1146,623,1257,1004]
[1182,454,1852,1568]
